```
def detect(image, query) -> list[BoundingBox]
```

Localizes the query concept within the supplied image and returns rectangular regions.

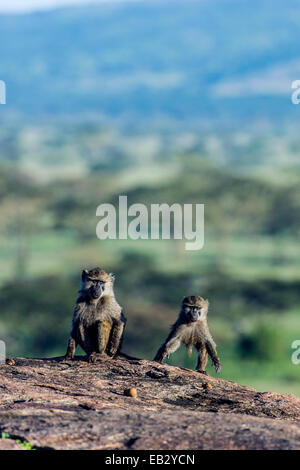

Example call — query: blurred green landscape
[0,122,299,397]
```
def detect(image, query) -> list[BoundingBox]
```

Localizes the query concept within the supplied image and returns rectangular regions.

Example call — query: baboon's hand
[154,358,163,364]
[214,360,221,373]
[153,353,164,363]
[154,343,169,363]
[88,352,97,363]
[88,352,109,363]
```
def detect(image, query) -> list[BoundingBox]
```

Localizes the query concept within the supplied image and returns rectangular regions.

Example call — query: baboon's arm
[154,327,182,363]
[65,335,76,360]
[64,303,84,360]
[153,344,166,363]
[205,339,221,373]
[107,312,126,356]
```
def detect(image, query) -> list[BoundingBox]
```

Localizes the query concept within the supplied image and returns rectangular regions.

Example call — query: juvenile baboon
[154,296,221,375]
[65,267,126,362]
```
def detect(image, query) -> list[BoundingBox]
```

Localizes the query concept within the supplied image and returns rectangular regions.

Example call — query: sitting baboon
[65,267,126,362]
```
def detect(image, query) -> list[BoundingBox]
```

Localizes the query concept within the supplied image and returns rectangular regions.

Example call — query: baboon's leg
[107,315,126,357]
[64,334,76,360]
[154,333,181,363]
[89,320,112,363]
[97,320,112,353]
[195,342,208,374]
[205,340,221,373]
[75,323,94,359]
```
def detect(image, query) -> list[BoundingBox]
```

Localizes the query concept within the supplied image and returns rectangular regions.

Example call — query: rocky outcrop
[0,355,299,450]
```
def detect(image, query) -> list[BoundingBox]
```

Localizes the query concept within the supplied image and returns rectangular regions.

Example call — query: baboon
[154,296,221,375]
[64,267,126,362]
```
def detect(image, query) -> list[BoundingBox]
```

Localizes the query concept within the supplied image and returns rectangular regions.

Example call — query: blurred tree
[237,322,283,361]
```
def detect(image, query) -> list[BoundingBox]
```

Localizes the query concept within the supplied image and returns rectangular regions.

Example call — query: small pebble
[93,379,103,387]
[202,382,213,390]
[6,358,15,365]
[124,387,137,398]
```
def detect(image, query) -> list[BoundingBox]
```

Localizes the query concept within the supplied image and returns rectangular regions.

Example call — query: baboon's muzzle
[189,311,200,322]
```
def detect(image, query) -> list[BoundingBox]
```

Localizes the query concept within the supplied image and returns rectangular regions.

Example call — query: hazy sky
[0,0,139,13]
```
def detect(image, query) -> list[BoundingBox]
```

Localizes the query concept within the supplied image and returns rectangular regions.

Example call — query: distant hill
[1,0,300,130]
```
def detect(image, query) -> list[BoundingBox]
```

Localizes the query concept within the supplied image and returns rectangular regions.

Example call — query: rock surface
[0,355,299,450]
[0,438,24,450]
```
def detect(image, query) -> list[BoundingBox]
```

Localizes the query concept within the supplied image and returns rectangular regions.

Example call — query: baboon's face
[183,304,202,322]
[81,268,113,297]
[90,279,105,296]
[182,296,208,322]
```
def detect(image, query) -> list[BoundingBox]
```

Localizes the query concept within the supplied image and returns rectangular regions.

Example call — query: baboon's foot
[88,352,109,363]
[62,354,74,362]
[197,370,208,376]
[107,349,118,358]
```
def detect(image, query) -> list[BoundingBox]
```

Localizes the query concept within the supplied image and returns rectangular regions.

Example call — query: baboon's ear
[109,273,115,283]
[81,269,88,280]
[206,299,210,307]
